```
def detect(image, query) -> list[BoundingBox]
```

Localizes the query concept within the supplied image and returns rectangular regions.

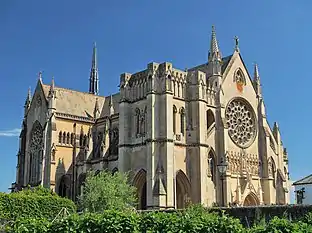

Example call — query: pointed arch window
[135,108,140,135]
[180,107,185,135]
[51,149,56,162]
[206,109,215,129]
[58,131,62,144]
[66,132,70,144]
[173,105,177,134]
[62,132,66,144]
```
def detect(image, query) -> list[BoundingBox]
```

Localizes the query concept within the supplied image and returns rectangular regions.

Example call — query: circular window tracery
[225,98,256,148]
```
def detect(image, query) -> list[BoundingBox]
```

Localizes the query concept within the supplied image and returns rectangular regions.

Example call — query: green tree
[78,170,137,213]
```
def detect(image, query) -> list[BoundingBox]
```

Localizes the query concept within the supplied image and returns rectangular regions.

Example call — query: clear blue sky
[0,1,308,201]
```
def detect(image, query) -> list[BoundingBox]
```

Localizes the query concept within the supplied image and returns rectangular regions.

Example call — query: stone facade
[14,26,290,209]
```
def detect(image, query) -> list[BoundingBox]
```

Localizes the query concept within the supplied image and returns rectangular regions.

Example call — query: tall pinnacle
[48,77,55,98]
[208,25,222,62]
[254,63,260,82]
[89,42,99,95]
[25,87,31,107]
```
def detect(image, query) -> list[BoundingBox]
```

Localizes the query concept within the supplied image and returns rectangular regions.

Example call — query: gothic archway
[29,121,44,186]
[176,170,192,209]
[133,169,147,210]
[58,175,71,198]
[243,192,259,206]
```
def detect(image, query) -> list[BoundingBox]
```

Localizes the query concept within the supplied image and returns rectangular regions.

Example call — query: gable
[221,52,258,109]
[26,79,48,127]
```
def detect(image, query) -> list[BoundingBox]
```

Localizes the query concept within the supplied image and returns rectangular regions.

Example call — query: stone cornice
[119,138,211,148]
[55,112,95,123]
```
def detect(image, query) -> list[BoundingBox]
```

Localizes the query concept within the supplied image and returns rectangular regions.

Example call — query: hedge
[8,208,246,233]
[0,187,76,222]
[8,209,312,233]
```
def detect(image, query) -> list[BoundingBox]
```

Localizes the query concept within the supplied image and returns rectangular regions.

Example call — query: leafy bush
[78,170,137,213]
[0,186,76,221]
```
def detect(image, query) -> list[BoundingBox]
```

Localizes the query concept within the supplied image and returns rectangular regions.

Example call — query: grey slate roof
[293,174,312,185]
[188,55,232,74]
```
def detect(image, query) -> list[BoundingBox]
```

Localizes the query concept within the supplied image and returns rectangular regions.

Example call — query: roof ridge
[42,84,105,98]
[293,173,312,185]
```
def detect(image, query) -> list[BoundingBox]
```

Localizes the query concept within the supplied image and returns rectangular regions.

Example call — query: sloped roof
[188,55,232,74]
[42,84,119,118]
[293,174,312,185]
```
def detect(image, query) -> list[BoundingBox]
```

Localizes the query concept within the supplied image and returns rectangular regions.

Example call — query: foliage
[10,207,246,233]
[0,186,76,222]
[77,170,137,213]
[249,217,312,233]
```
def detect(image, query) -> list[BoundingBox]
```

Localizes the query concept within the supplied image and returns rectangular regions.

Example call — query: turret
[24,87,31,117]
[89,42,99,95]
[207,25,222,86]
[253,63,262,98]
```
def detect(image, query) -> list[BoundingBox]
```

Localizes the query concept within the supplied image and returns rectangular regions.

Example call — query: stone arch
[58,175,71,198]
[133,169,147,210]
[176,170,191,209]
[206,109,215,129]
[77,173,86,197]
[29,121,44,186]
[243,192,259,206]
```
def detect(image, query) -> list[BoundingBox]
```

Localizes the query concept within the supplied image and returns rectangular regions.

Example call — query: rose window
[226,98,256,148]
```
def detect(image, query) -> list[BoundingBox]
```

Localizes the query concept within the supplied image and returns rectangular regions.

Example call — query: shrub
[78,170,137,213]
[0,187,76,221]
[10,208,246,233]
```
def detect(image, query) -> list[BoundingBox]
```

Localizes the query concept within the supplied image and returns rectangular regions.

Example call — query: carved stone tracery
[29,121,44,185]
[226,98,257,148]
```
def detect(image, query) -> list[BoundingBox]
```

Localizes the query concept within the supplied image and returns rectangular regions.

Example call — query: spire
[208,25,222,62]
[207,26,222,81]
[89,42,99,95]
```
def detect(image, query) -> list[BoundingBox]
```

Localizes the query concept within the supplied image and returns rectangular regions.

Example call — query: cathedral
[13,26,290,209]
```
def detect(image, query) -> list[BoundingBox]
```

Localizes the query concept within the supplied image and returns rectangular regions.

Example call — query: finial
[234,36,239,52]
[273,122,279,129]
[38,71,43,81]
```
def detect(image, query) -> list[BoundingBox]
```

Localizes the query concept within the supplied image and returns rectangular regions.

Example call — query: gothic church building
[14,26,290,208]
